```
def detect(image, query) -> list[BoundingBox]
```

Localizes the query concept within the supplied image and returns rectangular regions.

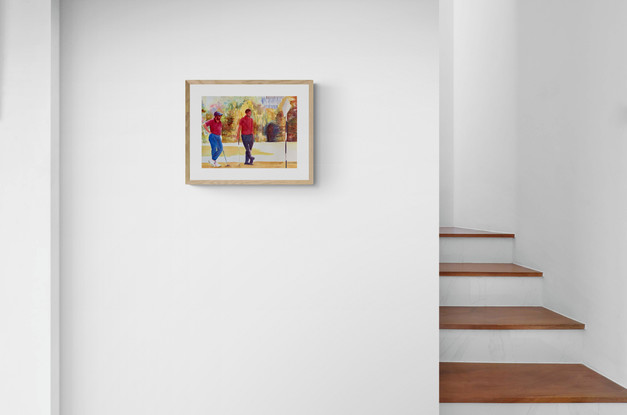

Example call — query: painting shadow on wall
[312,83,319,186]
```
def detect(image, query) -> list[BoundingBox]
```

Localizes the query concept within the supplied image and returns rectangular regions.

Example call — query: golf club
[221,148,231,167]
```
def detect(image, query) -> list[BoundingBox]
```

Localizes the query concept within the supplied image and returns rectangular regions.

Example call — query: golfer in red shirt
[203,111,224,167]
[235,109,255,165]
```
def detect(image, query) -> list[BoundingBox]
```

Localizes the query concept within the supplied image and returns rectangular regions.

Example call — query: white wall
[443,0,518,232]
[516,0,627,386]
[440,0,455,226]
[60,1,439,414]
[442,0,627,387]
[0,0,57,414]
[51,0,60,411]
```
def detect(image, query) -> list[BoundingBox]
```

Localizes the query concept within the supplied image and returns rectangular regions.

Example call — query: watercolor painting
[186,80,313,185]
[201,96,297,168]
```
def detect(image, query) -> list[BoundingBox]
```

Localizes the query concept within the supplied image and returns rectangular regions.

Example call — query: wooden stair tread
[440,227,515,238]
[440,263,543,277]
[440,362,627,403]
[440,306,585,330]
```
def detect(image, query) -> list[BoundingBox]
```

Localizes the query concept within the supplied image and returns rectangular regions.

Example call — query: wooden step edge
[439,322,585,330]
[439,263,543,277]
[439,271,543,277]
[440,227,515,238]
[440,362,627,403]
[439,306,585,330]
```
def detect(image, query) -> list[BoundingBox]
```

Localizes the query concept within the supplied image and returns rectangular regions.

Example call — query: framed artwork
[185,80,314,185]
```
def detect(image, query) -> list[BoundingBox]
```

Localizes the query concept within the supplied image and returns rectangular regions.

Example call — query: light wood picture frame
[185,80,314,185]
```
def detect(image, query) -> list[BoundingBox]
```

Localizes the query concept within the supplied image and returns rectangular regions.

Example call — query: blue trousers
[208,134,223,161]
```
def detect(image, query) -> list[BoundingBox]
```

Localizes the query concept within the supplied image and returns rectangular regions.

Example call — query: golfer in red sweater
[203,111,223,167]
[235,109,255,165]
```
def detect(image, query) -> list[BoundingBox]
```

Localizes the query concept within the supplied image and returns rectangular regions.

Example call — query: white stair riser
[440,330,583,363]
[440,238,514,263]
[441,403,627,415]
[440,277,542,306]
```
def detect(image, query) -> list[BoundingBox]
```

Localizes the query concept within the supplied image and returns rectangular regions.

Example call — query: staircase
[439,227,627,414]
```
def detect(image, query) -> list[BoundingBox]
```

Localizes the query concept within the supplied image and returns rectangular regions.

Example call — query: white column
[0,1,59,414]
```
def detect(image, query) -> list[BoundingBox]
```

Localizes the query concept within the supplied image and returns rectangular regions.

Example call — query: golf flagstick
[281,99,291,169]
[284,122,287,168]
[285,115,287,169]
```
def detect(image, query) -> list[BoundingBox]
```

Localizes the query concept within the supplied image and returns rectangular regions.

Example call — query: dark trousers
[242,134,254,163]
